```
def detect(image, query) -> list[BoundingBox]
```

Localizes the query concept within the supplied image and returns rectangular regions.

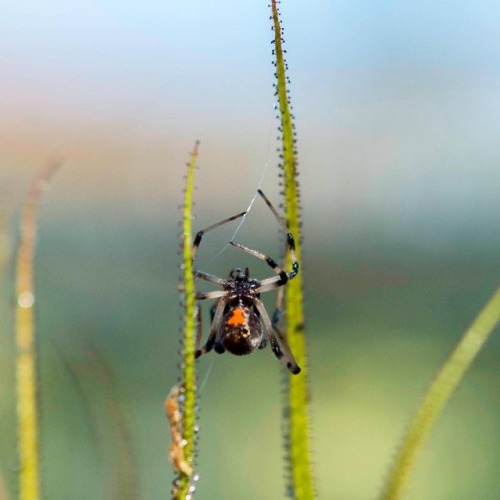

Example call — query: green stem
[171,141,199,499]
[382,286,500,500]
[270,2,315,498]
[15,163,59,500]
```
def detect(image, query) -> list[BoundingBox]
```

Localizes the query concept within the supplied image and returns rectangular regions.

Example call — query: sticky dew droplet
[17,292,34,309]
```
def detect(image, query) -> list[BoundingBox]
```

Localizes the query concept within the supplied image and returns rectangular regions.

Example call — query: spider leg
[252,306,267,349]
[230,241,297,288]
[254,298,300,375]
[209,303,226,353]
[255,270,290,296]
[194,270,225,286]
[257,189,299,271]
[230,191,299,293]
[271,324,301,370]
[195,305,203,351]
[195,290,227,300]
[256,278,290,294]
[271,286,285,326]
[210,303,217,323]
[252,288,281,346]
[195,297,228,358]
[268,287,301,372]
[192,211,247,263]
[256,189,287,230]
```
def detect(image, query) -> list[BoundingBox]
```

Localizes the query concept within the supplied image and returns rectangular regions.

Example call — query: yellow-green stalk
[15,163,59,500]
[270,1,315,498]
[170,141,199,499]
[382,286,500,500]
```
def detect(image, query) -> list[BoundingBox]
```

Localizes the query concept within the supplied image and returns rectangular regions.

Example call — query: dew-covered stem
[169,141,199,499]
[270,1,315,498]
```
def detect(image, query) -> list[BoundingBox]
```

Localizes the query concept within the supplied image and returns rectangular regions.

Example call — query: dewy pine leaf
[382,286,500,500]
[270,1,315,498]
[16,163,59,500]
[169,141,199,499]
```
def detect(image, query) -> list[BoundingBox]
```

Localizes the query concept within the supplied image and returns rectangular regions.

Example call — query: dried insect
[165,385,193,476]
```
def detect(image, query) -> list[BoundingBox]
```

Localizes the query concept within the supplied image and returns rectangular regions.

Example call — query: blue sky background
[2,0,499,243]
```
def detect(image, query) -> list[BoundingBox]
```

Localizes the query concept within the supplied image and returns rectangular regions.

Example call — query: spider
[192,189,301,375]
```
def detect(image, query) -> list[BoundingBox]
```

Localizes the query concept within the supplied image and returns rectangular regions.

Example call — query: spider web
[195,102,278,391]
[197,101,277,271]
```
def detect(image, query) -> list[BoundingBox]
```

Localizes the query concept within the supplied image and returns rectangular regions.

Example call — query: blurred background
[1,0,500,498]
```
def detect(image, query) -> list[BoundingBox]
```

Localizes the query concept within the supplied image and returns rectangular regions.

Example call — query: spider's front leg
[191,211,246,263]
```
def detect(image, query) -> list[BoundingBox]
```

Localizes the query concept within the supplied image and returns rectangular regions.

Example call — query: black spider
[192,189,300,374]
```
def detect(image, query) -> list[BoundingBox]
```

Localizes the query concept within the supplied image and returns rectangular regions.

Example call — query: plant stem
[270,2,315,498]
[382,286,500,500]
[171,141,199,499]
[16,163,59,500]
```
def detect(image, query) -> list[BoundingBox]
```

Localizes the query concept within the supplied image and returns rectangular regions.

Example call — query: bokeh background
[1,1,500,499]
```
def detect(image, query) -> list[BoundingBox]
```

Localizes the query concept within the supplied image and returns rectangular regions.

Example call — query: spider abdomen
[220,306,263,356]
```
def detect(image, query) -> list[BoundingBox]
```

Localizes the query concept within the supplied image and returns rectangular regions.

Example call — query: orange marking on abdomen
[227,308,248,326]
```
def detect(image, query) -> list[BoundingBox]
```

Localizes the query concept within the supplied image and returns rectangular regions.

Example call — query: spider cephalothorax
[191,190,301,374]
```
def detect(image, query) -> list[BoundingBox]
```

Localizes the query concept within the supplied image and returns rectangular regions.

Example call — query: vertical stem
[270,2,315,498]
[171,141,199,499]
[15,164,59,500]
[181,141,199,474]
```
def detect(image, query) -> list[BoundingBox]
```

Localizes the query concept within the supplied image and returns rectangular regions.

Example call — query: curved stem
[382,286,500,500]
[16,163,59,500]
